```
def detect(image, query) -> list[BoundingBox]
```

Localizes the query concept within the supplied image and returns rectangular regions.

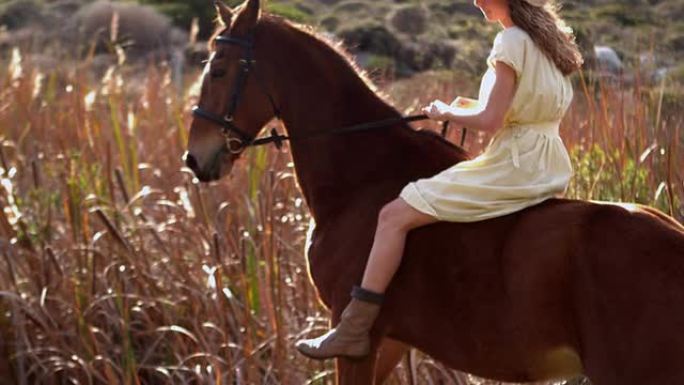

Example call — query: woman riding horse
[294,0,584,360]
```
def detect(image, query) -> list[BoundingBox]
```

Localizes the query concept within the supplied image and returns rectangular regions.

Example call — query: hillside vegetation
[1,0,683,81]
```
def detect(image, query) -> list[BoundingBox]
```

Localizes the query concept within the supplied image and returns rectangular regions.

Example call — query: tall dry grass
[0,40,681,385]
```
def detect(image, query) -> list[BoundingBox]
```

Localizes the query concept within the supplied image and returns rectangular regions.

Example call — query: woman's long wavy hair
[509,0,584,76]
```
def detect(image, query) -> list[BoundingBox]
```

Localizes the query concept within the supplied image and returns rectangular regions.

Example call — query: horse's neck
[267,23,467,223]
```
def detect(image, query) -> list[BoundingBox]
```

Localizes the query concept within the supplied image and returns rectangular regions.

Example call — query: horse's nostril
[185,153,199,171]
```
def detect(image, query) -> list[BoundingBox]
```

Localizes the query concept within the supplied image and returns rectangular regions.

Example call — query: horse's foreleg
[334,336,407,385]
[335,332,389,385]
[375,337,409,384]
[336,350,378,385]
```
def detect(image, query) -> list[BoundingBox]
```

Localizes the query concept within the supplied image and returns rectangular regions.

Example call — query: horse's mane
[263,15,470,158]
[207,9,470,159]
[263,14,391,102]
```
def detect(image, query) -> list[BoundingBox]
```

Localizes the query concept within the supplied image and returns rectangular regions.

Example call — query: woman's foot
[295,285,384,360]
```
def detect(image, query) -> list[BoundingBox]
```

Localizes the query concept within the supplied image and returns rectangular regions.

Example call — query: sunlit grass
[0,42,681,385]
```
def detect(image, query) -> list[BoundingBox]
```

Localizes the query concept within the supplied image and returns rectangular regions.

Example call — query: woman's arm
[423,61,518,136]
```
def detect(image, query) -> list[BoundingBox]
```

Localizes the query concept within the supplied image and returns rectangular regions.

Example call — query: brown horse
[184,1,684,384]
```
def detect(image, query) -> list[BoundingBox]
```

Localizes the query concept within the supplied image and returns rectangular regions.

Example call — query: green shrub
[566,142,676,215]
[365,53,394,73]
[390,5,428,35]
[139,0,216,39]
[0,0,43,30]
[333,1,368,14]
[268,2,312,23]
[338,22,401,57]
[319,15,339,31]
[140,0,313,38]
[591,4,654,27]
[668,63,684,84]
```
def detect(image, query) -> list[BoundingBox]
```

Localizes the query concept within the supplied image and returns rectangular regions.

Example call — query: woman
[295,0,584,360]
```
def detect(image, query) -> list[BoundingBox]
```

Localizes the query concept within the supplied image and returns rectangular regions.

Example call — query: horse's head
[184,0,278,182]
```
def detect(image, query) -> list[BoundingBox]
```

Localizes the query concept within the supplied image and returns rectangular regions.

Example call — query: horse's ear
[214,0,234,27]
[242,0,261,29]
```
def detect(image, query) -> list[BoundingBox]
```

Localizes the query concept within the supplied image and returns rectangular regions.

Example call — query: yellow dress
[399,25,575,222]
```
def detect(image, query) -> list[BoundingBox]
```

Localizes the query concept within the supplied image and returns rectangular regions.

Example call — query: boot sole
[296,347,370,362]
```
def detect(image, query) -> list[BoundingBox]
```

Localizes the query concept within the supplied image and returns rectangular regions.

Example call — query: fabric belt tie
[504,120,561,169]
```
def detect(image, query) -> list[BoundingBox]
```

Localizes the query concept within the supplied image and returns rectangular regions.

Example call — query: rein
[191,30,468,153]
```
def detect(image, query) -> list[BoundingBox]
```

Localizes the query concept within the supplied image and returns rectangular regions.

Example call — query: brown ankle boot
[295,285,384,360]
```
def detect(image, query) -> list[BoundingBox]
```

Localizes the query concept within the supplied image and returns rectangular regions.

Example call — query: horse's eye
[211,69,226,78]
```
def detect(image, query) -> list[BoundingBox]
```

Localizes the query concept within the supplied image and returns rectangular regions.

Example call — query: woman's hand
[422,99,467,138]
[421,100,452,121]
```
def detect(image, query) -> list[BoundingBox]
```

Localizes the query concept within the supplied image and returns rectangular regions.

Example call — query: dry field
[0,41,681,384]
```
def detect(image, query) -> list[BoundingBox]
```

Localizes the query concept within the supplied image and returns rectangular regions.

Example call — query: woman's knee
[377,200,405,228]
[378,198,440,231]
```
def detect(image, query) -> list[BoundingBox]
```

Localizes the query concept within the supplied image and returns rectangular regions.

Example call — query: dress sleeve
[486,30,525,79]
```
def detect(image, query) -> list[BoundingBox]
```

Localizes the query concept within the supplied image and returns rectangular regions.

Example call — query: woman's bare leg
[360,197,440,293]
[294,197,439,360]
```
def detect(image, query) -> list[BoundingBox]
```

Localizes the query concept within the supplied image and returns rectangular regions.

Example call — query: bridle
[191,29,282,153]
[191,29,468,154]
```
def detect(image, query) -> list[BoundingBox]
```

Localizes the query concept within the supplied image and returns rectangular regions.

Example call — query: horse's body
[311,194,684,384]
[187,3,684,384]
